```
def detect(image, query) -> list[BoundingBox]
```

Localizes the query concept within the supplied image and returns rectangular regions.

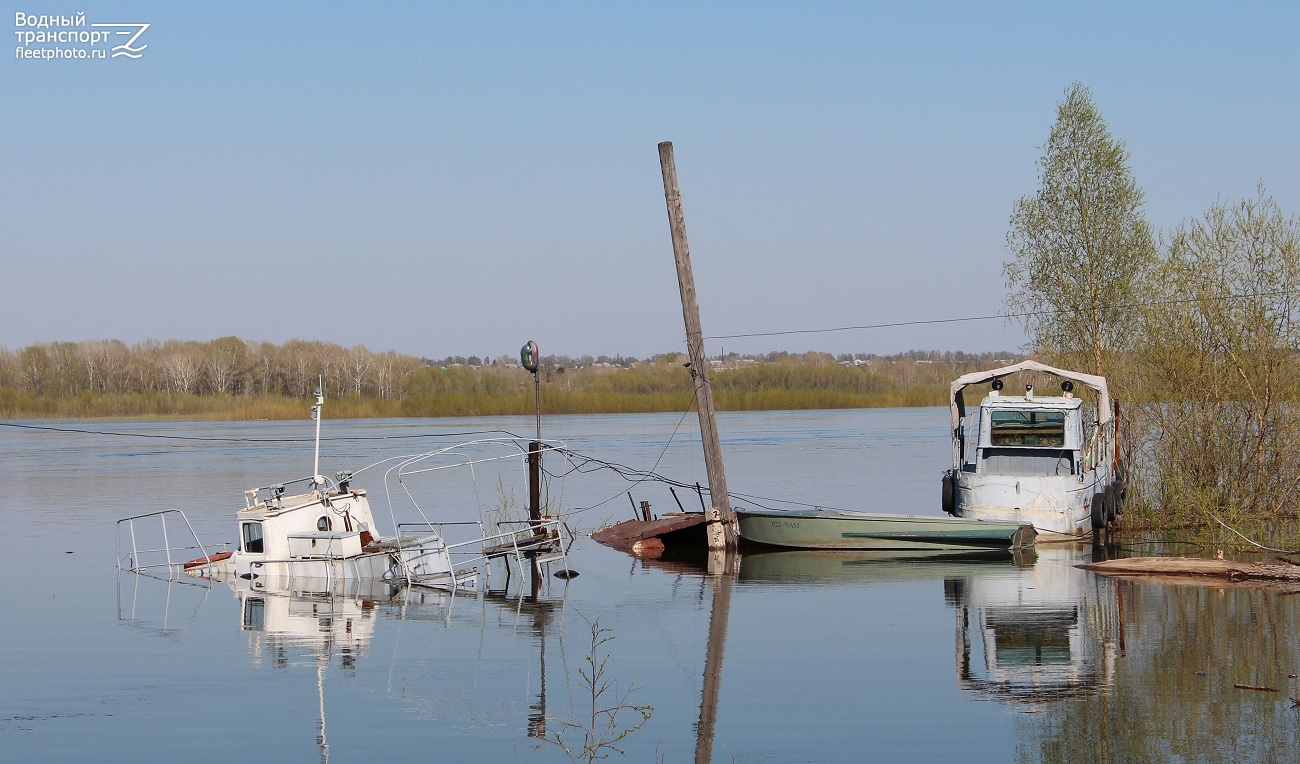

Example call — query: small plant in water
[536,617,652,762]
[484,477,523,530]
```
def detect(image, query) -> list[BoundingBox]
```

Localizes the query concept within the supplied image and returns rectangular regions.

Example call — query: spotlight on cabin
[1061,380,1074,394]
[1025,384,1034,398]
[991,379,1004,391]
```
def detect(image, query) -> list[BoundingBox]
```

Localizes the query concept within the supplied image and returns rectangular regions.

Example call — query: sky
[3,2,1297,360]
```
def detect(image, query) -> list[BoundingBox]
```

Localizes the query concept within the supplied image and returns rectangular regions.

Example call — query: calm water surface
[1,408,1297,762]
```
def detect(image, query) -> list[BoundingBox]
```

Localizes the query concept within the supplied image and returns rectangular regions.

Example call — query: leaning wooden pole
[658,141,735,551]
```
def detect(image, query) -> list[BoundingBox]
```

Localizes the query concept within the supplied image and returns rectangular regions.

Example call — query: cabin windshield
[988,410,1066,447]
[242,521,264,554]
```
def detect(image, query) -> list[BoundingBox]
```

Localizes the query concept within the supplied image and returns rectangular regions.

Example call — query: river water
[1,408,1297,762]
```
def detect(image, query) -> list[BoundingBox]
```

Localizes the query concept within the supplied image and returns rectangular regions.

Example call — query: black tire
[941,473,956,516]
[1104,487,1117,525]
[1090,492,1107,531]
[1114,461,1128,512]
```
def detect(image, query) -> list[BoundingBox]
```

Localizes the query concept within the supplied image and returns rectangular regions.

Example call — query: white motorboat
[942,361,1125,539]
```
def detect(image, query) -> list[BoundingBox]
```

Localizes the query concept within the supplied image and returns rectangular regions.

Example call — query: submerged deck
[591,514,712,555]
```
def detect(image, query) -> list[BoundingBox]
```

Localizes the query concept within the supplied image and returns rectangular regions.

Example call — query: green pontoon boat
[735,507,1036,552]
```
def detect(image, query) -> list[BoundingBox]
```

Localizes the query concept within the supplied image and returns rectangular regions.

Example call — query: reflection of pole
[527,604,551,739]
[316,657,330,764]
[658,141,735,552]
[694,550,734,764]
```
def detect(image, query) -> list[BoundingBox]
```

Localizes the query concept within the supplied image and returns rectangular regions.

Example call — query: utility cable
[705,287,1300,341]
[0,421,522,443]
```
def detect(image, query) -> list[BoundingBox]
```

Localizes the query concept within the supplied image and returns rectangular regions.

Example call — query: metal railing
[398,517,568,591]
[115,509,225,579]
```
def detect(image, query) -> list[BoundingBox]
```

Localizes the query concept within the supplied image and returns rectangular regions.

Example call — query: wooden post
[529,440,543,597]
[658,141,735,551]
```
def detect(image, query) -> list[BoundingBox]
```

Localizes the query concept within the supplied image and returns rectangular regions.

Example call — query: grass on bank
[0,385,952,421]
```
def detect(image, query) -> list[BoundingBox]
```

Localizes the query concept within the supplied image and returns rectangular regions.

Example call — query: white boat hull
[186,534,472,593]
[954,473,1097,539]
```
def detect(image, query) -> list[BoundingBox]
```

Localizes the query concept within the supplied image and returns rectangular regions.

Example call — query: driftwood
[1081,556,1300,587]
[1234,683,1279,692]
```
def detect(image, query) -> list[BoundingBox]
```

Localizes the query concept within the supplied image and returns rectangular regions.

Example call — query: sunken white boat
[942,361,1125,539]
[116,390,570,594]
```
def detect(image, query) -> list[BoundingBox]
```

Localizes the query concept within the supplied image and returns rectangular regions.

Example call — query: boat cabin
[962,392,1087,478]
[234,473,377,570]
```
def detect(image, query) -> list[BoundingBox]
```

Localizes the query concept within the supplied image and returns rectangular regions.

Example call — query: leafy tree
[1005,82,1156,376]
[1132,186,1300,522]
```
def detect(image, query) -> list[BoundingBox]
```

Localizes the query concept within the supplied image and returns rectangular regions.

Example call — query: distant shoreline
[1,342,1012,421]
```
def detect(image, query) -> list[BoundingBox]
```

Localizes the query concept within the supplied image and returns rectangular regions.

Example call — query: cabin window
[242,522,264,554]
[961,413,980,471]
[317,516,332,532]
[988,410,1066,447]
[242,597,265,630]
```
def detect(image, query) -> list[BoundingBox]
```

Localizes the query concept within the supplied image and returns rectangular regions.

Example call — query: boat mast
[312,378,324,484]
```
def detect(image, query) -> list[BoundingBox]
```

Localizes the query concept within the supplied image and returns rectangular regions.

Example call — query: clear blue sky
[4,2,1296,359]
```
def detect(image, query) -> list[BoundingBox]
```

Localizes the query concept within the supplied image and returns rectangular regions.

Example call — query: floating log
[1081,556,1300,586]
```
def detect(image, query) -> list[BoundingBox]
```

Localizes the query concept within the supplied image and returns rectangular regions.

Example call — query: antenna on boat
[311,378,324,487]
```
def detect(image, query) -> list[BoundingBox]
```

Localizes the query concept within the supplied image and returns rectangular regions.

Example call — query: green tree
[1132,186,1300,523]
[1005,82,1156,376]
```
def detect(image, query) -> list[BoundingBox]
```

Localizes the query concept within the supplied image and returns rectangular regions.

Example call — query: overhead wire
[0,421,523,444]
[546,394,701,516]
[704,287,1300,341]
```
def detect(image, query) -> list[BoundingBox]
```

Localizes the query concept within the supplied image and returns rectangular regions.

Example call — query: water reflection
[118,570,567,760]
[948,545,1119,703]
[738,545,1120,705]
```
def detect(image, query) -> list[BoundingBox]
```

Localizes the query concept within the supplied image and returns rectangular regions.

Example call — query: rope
[1208,512,1300,554]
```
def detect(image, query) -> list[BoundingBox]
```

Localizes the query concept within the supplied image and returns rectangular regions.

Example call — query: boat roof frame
[949,360,1111,434]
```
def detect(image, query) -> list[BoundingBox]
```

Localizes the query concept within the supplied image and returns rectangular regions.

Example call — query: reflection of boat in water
[120,566,567,761]
[234,578,565,759]
[948,544,1119,702]
[738,547,1035,582]
[737,544,1120,703]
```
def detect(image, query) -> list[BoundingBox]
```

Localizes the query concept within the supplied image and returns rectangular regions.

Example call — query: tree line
[0,338,1021,420]
[0,338,425,400]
